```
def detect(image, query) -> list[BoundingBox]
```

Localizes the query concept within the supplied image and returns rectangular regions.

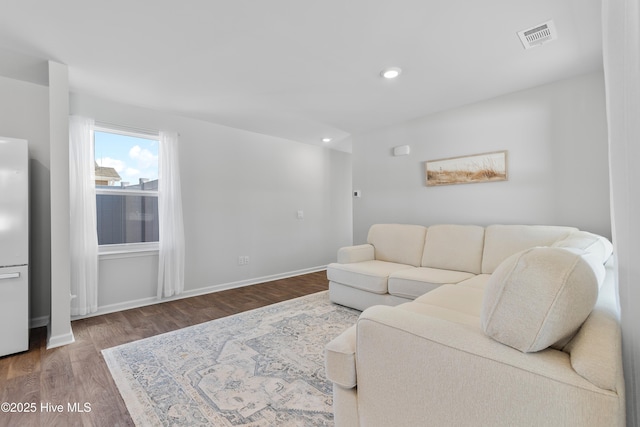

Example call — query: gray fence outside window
[95,180,159,245]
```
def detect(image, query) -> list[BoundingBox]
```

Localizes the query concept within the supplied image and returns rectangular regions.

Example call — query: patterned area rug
[102,291,359,426]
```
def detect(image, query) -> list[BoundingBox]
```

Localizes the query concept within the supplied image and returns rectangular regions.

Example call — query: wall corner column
[47,60,74,349]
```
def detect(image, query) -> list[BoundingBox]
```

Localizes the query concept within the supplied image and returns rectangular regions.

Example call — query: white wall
[351,71,610,243]
[0,74,51,326]
[70,93,352,313]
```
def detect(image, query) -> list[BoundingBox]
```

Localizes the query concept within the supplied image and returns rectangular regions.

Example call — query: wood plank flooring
[0,270,329,427]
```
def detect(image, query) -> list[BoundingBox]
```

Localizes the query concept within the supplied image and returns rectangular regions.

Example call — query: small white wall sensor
[393,145,410,156]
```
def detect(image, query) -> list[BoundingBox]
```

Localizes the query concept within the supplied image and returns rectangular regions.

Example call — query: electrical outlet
[238,256,250,265]
[243,256,250,265]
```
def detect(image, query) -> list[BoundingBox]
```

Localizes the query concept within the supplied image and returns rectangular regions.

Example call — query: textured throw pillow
[481,247,598,353]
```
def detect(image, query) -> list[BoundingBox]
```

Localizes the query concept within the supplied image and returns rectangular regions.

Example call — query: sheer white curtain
[602,0,640,424]
[68,115,99,315]
[157,131,185,298]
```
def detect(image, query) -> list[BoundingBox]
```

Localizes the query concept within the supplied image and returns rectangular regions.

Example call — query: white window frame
[94,124,160,257]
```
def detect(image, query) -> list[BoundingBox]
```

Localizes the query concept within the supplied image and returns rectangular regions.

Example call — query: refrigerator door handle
[0,272,20,280]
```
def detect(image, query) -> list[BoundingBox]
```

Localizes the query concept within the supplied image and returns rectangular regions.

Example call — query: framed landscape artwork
[425,150,508,186]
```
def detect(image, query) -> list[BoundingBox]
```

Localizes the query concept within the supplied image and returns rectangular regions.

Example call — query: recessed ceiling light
[380,67,402,79]
[322,137,332,143]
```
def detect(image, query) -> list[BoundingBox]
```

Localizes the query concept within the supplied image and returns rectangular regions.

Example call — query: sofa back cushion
[552,231,612,288]
[421,224,485,274]
[481,225,577,274]
[481,247,599,353]
[367,224,428,267]
[551,230,613,261]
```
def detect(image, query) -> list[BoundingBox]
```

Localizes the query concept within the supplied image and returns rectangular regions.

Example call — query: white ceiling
[0,0,602,152]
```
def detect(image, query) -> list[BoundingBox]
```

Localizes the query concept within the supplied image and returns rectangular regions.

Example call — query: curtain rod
[94,121,160,138]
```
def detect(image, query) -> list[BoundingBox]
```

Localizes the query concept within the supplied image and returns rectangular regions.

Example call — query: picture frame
[425,150,508,186]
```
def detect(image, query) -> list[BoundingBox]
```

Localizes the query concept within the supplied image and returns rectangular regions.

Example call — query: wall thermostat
[393,145,411,156]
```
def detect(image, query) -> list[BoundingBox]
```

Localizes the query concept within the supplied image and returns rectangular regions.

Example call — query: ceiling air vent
[517,20,557,49]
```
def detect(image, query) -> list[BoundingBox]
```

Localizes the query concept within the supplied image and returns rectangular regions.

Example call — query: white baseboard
[47,330,75,349]
[30,315,50,329]
[71,266,327,321]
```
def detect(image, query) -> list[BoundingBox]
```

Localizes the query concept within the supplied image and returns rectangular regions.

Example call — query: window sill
[99,243,159,260]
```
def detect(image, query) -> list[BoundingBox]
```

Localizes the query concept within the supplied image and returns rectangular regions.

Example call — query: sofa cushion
[390,285,482,328]
[327,260,414,294]
[421,224,485,274]
[414,284,485,318]
[481,247,599,353]
[481,225,577,274]
[398,301,480,327]
[388,268,475,299]
[367,224,427,267]
[457,274,492,290]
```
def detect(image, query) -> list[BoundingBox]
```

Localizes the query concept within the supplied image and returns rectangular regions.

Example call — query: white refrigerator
[0,137,29,357]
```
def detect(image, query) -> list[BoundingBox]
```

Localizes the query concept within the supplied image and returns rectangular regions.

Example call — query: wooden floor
[0,271,329,427]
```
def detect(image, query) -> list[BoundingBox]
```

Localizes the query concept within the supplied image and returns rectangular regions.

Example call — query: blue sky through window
[95,131,159,186]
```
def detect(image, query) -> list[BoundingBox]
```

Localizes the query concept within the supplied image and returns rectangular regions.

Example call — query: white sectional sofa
[325,224,624,426]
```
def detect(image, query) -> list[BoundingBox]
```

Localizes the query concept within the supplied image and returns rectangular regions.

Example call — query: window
[94,126,159,251]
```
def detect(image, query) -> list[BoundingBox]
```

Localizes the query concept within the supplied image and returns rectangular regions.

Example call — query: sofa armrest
[325,325,357,388]
[564,266,623,392]
[337,244,375,263]
[353,305,623,427]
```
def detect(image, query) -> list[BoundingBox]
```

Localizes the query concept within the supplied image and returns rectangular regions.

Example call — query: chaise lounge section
[325,223,624,426]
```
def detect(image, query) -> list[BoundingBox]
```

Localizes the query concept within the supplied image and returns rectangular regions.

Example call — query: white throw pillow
[481,247,598,353]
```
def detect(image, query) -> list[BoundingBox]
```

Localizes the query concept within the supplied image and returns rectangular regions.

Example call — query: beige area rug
[102,291,359,426]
